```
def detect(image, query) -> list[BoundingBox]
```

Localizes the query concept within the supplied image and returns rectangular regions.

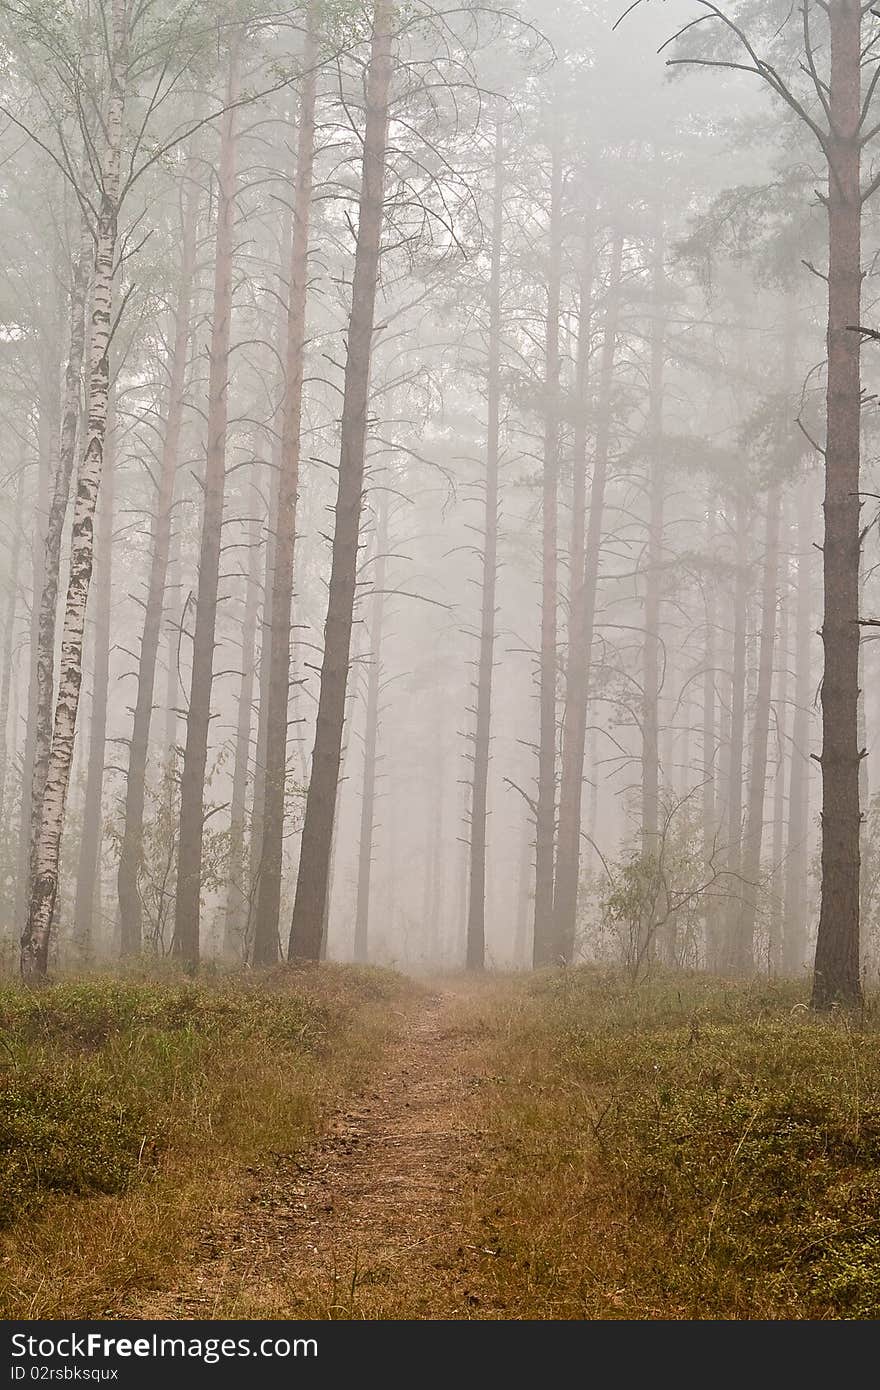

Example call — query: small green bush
[0,1073,145,1226]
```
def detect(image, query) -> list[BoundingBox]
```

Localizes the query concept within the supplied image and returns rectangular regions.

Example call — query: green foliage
[594,799,714,977]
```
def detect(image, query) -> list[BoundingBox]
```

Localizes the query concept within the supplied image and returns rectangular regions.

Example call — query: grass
[7,964,879,1321]
[457,968,880,1320]
[0,963,418,1318]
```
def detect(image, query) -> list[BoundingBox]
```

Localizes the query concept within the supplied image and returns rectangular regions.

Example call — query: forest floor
[128,979,499,1319]
[4,965,880,1319]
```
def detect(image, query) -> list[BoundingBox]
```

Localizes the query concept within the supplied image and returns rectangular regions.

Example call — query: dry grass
[0,963,419,1318]
[8,965,877,1321]
[453,968,880,1320]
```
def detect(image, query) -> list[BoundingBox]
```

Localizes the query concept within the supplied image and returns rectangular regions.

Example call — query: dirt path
[131,985,497,1319]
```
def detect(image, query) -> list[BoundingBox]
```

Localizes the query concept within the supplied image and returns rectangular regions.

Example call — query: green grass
[461,969,880,1319]
[0,964,417,1318]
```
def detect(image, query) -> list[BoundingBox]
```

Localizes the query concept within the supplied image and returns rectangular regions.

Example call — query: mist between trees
[0,0,877,1005]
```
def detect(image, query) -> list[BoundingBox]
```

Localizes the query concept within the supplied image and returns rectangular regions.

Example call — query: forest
[2,0,880,1327]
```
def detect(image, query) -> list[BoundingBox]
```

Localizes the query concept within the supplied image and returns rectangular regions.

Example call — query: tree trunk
[173,39,241,970]
[640,217,666,961]
[117,158,199,957]
[769,523,790,974]
[288,0,393,961]
[425,725,445,962]
[466,111,503,971]
[72,404,115,959]
[783,479,816,976]
[0,472,24,826]
[353,498,387,963]
[734,482,782,974]
[247,221,291,945]
[25,232,91,920]
[553,227,622,961]
[721,490,749,974]
[223,498,261,959]
[164,518,181,757]
[253,18,318,965]
[532,132,563,967]
[702,503,719,970]
[514,811,532,967]
[16,386,54,945]
[813,0,863,1007]
[21,0,128,980]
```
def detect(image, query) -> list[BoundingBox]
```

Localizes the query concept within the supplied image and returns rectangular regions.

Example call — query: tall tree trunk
[466,111,503,971]
[26,232,91,919]
[21,0,128,979]
[702,503,719,969]
[425,724,445,962]
[173,40,241,969]
[734,482,782,974]
[118,160,199,956]
[252,18,318,965]
[514,811,532,966]
[769,526,790,974]
[532,132,563,967]
[353,499,387,963]
[224,499,261,959]
[16,404,53,944]
[0,472,24,825]
[722,490,749,974]
[813,0,863,1007]
[288,0,393,960]
[164,518,181,756]
[322,592,365,958]
[553,228,622,961]
[72,404,115,959]
[783,480,815,976]
[641,216,666,961]
[248,221,291,945]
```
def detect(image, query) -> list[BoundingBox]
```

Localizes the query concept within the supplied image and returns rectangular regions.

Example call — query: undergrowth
[464,969,880,1319]
[0,963,416,1317]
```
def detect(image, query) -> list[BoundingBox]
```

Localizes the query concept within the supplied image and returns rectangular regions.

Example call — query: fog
[1,0,877,1001]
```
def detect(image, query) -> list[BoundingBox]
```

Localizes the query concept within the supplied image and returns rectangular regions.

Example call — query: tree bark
[253,18,318,965]
[224,498,261,959]
[640,216,666,961]
[783,479,816,976]
[0,471,24,827]
[721,490,749,974]
[353,498,387,963]
[21,0,128,979]
[532,132,563,967]
[769,521,791,974]
[425,724,445,962]
[733,482,782,974]
[553,227,622,961]
[72,403,115,959]
[288,0,393,961]
[173,39,241,969]
[248,220,291,945]
[813,0,863,1007]
[117,158,199,956]
[702,502,720,970]
[16,380,54,945]
[26,231,91,919]
[466,111,503,971]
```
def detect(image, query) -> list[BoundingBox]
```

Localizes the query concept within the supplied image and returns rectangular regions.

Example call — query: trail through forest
[127,983,497,1320]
